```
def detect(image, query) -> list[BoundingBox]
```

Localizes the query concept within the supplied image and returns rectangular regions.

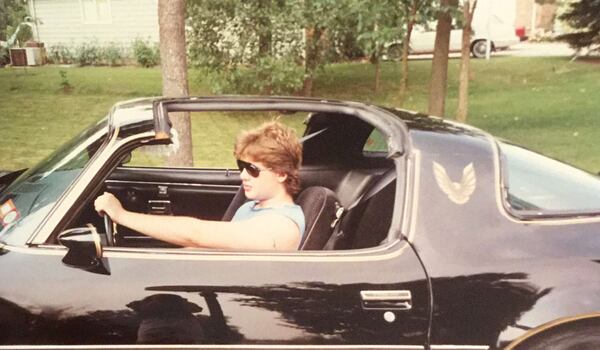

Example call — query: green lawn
[1,57,599,172]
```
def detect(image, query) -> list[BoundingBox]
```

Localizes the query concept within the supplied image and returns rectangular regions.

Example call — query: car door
[410,27,437,53]
[1,238,430,347]
[3,100,431,347]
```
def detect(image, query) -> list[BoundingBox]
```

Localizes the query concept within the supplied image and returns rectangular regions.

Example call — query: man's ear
[276,172,288,183]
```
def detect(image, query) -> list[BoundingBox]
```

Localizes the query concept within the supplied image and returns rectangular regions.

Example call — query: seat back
[324,169,396,250]
[296,186,340,250]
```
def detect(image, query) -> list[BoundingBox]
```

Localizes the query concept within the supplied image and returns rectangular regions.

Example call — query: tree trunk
[257,0,272,94]
[456,0,477,123]
[374,57,381,93]
[257,0,272,57]
[399,18,415,104]
[428,0,455,117]
[303,26,323,97]
[158,0,193,167]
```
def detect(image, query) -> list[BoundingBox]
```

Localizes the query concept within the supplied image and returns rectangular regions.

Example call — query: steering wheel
[103,213,117,246]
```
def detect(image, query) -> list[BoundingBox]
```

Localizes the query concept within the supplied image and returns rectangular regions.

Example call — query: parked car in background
[386,0,521,58]
[1,96,600,349]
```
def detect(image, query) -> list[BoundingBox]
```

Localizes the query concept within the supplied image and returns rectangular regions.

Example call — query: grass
[0,56,599,172]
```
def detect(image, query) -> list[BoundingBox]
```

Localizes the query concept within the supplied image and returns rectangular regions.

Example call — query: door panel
[102,165,392,248]
[105,167,241,247]
[0,243,430,347]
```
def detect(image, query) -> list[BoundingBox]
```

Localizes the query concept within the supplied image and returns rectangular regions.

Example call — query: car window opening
[55,110,400,253]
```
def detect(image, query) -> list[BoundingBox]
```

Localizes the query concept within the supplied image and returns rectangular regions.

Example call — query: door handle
[360,290,412,310]
[148,199,172,215]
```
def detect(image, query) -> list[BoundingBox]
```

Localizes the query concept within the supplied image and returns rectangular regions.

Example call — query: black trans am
[1,97,599,349]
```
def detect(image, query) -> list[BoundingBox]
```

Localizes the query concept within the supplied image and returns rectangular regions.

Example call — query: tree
[300,0,342,96]
[428,0,457,117]
[1,0,32,65]
[158,0,193,167]
[355,0,404,92]
[557,0,600,55]
[456,0,477,122]
[398,0,436,103]
[187,0,304,95]
[0,0,30,42]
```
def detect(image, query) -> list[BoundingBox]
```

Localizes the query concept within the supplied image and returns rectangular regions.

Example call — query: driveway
[496,41,576,57]
[407,41,576,60]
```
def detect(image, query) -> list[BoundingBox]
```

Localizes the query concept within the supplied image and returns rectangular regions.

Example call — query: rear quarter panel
[407,126,600,348]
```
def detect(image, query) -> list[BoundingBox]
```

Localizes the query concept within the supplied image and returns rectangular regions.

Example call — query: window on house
[80,0,111,24]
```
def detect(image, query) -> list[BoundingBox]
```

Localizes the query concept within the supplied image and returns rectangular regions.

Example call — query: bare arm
[94,192,300,250]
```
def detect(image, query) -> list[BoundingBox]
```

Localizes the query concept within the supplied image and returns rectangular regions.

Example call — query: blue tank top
[231,201,306,239]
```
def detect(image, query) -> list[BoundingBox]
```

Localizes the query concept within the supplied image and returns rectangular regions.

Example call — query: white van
[386,0,521,58]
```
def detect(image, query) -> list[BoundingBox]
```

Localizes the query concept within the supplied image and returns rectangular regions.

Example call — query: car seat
[222,186,340,250]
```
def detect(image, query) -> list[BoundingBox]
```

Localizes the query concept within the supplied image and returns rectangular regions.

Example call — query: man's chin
[244,190,256,200]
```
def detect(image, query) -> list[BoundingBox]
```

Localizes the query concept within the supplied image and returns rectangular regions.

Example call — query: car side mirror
[58,225,110,275]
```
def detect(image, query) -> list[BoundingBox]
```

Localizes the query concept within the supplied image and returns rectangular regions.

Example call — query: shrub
[103,42,124,66]
[58,70,73,93]
[74,42,103,66]
[0,46,9,66]
[48,44,75,64]
[132,38,160,68]
[203,56,304,95]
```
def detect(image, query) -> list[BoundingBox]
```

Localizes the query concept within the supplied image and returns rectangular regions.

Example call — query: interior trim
[106,179,239,190]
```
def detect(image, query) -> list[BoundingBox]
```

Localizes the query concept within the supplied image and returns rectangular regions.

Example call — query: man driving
[94,121,305,250]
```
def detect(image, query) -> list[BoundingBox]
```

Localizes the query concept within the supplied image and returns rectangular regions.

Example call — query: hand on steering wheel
[101,212,118,246]
[94,192,122,246]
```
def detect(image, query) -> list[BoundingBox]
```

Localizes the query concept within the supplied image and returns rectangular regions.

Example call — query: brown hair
[234,121,303,195]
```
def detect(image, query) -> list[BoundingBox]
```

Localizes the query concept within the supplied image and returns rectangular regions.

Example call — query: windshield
[0,118,108,244]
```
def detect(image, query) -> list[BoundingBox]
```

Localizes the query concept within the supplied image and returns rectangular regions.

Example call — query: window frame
[49,139,408,255]
[28,99,412,257]
[79,0,112,25]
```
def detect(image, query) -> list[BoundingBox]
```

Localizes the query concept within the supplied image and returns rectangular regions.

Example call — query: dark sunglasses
[236,159,270,178]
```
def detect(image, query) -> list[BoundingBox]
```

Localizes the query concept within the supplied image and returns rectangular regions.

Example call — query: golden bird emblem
[433,161,477,205]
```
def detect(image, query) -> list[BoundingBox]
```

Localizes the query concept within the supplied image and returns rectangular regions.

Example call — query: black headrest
[296,186,340,250]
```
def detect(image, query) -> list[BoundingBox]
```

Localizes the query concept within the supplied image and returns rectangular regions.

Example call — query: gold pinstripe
[504,312,600,350]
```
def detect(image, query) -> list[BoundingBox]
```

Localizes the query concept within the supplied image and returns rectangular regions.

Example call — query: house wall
[29,0,158,50]
[516,0,533,32]
[515,0,558,35]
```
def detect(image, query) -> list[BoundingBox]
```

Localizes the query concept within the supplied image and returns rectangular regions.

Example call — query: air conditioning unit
[9,47,44,66]
[24,47,43,65]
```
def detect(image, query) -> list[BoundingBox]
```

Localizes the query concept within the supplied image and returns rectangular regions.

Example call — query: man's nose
[239,168,250,180]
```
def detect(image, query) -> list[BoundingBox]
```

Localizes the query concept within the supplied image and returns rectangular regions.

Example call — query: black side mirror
[58,225,110,275]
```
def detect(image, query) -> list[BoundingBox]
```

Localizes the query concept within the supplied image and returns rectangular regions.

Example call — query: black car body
[1,96,599,349]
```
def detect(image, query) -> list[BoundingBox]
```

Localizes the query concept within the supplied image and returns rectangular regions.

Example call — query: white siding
[29,0,159,49]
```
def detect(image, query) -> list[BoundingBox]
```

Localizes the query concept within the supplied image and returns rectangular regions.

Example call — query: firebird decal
[433,161,476,205]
